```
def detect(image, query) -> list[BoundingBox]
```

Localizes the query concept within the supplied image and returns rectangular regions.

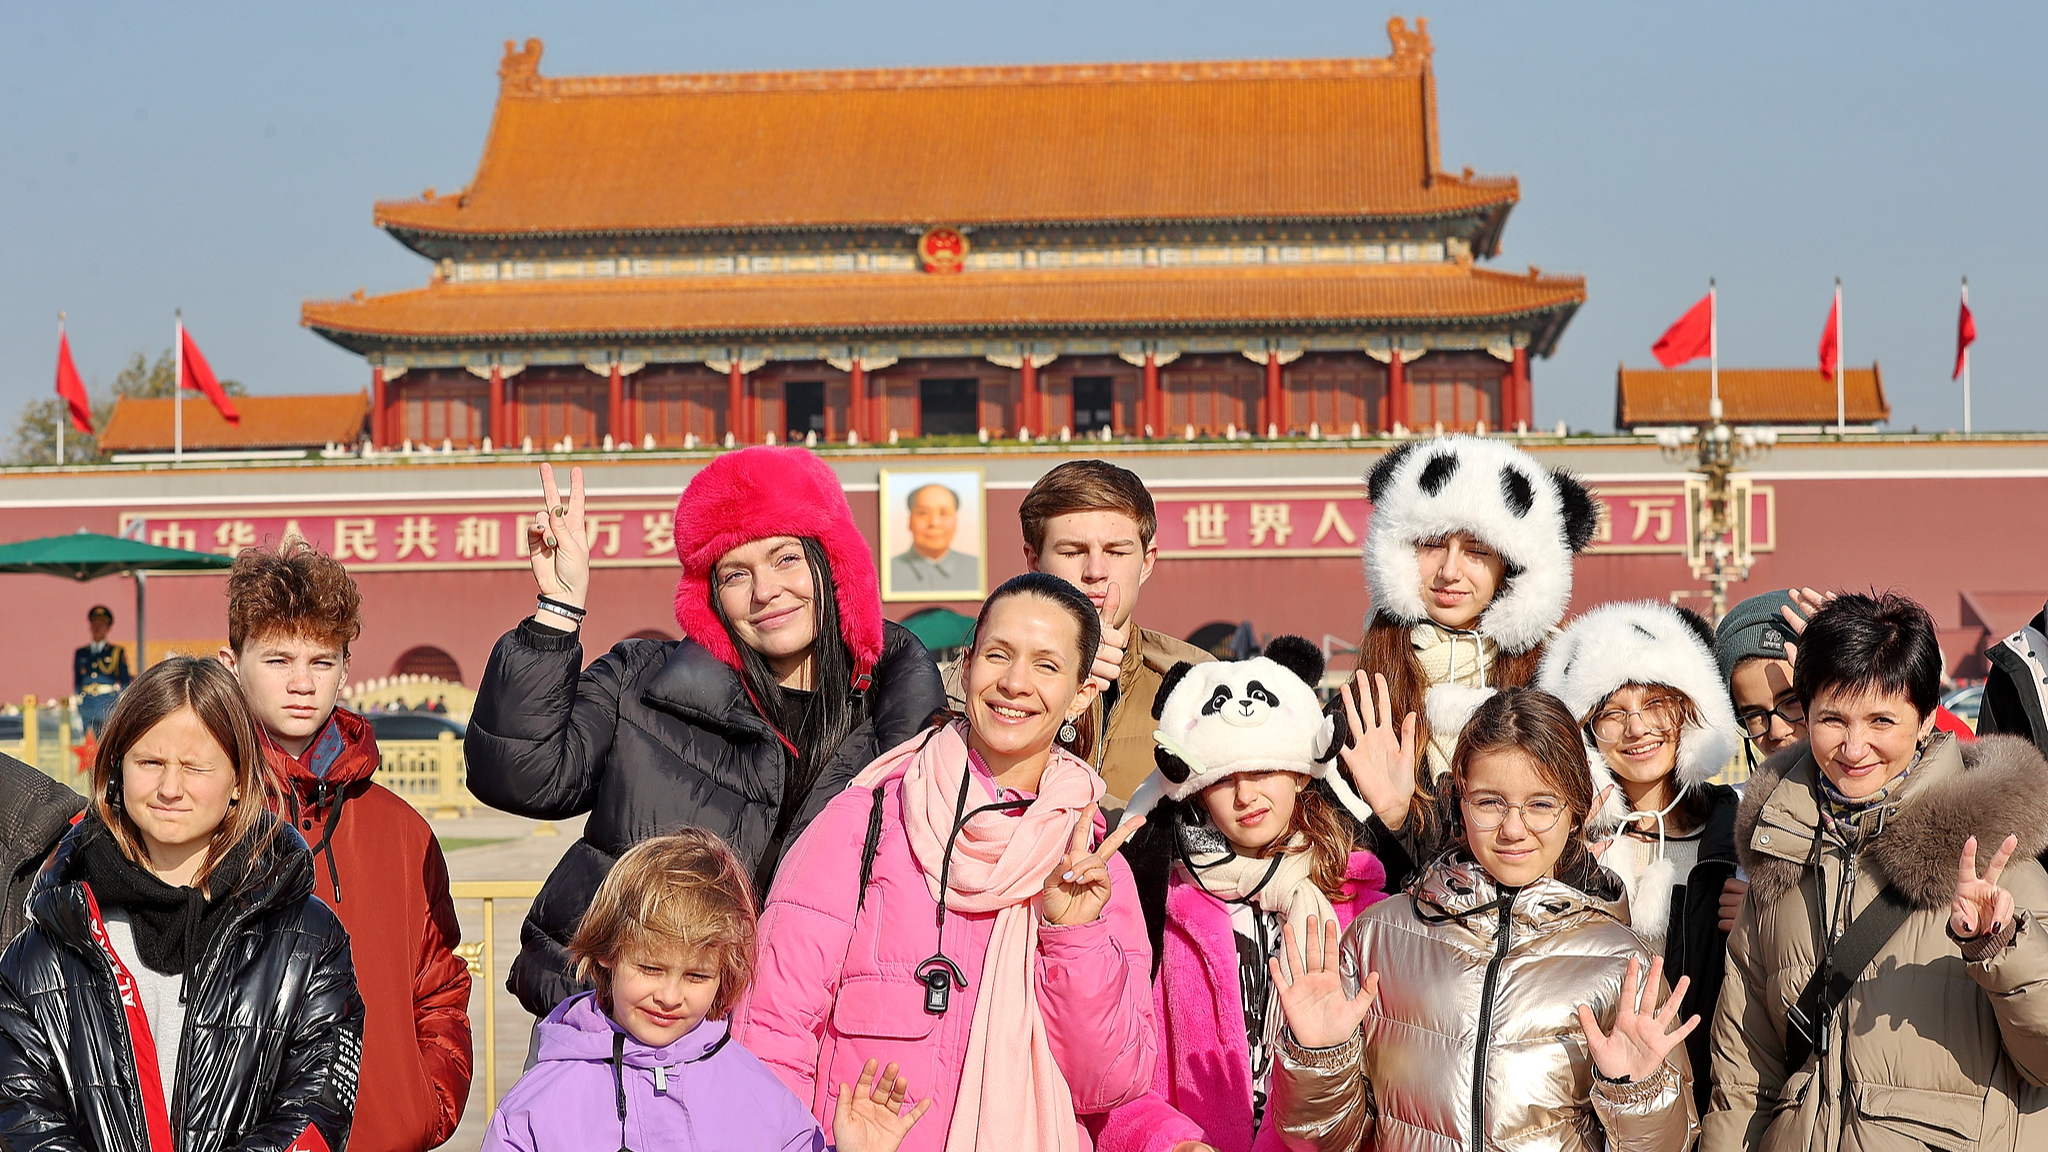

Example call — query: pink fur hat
[671,446,884,676]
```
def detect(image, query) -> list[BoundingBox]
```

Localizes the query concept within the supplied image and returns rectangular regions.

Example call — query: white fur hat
[1123,636,1371,824]
[1364,436,1600,654]
[1535,600,1742,827]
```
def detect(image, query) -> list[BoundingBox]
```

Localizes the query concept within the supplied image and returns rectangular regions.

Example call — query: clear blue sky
[3,1,2039,433]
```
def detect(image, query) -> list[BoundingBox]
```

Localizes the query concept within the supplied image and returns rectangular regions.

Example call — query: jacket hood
[1736,733,2048,911]
[31,811,315,949]
[1534,600,1742,827]
[264,707,381,790]
[1410,852,1631,931]
[1363,436,1598,654]
[537,989,733,1068]
[670,446,883,677]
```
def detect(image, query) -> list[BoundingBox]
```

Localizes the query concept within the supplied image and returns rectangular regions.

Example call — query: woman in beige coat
[1706,592,2048,1152]
[1264,687,1699,1152]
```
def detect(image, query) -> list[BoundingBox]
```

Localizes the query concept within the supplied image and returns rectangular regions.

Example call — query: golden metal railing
[372,732,477,817]
[450,879,544,1109]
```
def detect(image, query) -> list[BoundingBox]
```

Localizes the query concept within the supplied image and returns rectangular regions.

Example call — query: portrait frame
[879,467,988,602]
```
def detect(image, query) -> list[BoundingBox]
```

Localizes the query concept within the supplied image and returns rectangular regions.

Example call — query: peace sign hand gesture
[528,463,591,611]
[1334,672,1419,830]
[1952,833,2019,940]
[1270,916,1379,1050]
[1042,804,1145,927]
[1577,955,1699,1084]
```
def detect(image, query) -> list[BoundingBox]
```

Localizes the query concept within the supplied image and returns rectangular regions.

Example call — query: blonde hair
[568,829,758,1017]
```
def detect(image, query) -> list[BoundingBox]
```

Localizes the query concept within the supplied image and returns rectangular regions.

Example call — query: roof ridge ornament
[1386,16,1432,69]
[500,37,544,96]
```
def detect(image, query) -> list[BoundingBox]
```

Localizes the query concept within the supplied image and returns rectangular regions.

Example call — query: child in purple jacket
[482,830,930,1152]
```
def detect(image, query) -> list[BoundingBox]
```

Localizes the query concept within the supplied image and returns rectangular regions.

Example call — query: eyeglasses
[1736,700,1806,739]
[1588,699,1684,744]
[1462,794,1567,833]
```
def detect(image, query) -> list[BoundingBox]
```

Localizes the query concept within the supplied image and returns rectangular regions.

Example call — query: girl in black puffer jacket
[467,449,945,1019]
[0,658,363,1152]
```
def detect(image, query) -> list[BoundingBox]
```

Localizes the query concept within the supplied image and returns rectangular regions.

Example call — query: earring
[1059,719,1079,744]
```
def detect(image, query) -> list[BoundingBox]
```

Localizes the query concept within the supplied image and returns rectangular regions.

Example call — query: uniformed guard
[73,604,132,734]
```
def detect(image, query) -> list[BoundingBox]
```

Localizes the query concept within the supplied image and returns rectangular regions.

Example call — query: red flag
[178,325,240,424]
[1818,291,1840,382]
[1954,293,1976,380]
[54,330,92,434]
[1652,293,1714,368]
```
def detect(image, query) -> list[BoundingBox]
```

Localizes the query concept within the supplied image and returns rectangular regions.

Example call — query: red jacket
[265,708,472,1152]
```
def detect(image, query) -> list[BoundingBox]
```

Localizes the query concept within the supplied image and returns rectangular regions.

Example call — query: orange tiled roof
[97,394,370,452]
[1615,366,1889,427]
[302,263,1585,348]
[373,20,1515,238]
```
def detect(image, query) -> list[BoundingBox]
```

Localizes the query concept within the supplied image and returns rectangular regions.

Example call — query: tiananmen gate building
[301,18,1585,449]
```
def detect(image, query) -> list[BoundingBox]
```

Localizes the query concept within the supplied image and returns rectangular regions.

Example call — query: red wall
[2,469,2043,704]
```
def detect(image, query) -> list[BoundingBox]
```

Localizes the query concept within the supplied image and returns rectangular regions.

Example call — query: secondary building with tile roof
[1615,365,1889,431]
[303,17,1584,448]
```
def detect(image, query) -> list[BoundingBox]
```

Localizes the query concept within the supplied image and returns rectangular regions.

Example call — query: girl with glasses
[1537,601,1744,1117]
[1264,687,1700,1152]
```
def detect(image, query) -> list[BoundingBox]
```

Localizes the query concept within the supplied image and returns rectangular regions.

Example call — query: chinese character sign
[1154,485,1772,559]
[116,501,683,572]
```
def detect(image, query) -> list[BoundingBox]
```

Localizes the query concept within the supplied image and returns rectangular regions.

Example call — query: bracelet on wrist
[534,602,583,628]
[537,593,587,620]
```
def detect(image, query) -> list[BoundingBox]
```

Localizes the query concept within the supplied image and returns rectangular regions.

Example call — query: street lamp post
[1656,416,1775,624]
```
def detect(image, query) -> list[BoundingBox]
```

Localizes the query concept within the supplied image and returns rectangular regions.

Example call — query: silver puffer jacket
[1270,855,1698,1152]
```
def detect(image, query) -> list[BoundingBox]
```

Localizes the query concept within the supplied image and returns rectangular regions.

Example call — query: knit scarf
[1175,822,1339,972]
[1412,623,1499,778]
[72,817,254,977]
[851,721,1104,1152]
[1815,740,1927,841]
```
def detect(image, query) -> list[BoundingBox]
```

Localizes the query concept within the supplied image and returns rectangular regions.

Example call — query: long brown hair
[1446,687,1601,890]
[1262,783,1357,902]
[1356,611,1544,837]
[92,656,280,889]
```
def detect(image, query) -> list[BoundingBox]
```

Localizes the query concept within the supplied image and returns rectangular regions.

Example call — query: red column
[1387,355,1407,431]
[607,364,625,445]
[370,367,387,447]
[1019,356,1038,435]
[1265,352,1285,435]
[1512,348,1532,430]
[850,360,867,441]
[727,362,746,443]
[488,365,506,445]
[1142,352,1160,437]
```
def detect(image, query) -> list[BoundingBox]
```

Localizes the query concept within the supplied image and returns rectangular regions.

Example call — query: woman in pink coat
[734,572,1157,1152]
[1093,636,1391,1152]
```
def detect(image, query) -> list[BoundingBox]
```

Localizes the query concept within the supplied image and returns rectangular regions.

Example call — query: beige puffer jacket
[1705,734,2048,1152]
[1271,855,1698,1152]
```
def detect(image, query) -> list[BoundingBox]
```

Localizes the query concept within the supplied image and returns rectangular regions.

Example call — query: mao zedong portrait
[889,482,980,593]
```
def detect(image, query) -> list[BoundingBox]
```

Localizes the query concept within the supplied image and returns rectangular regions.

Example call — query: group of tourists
[5,435,2048,1152]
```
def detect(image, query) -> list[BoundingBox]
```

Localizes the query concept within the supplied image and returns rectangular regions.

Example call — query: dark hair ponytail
[965,572,1104,759]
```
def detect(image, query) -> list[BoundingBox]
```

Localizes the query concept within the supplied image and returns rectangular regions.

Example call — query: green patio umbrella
[0,530,234,672]
[901,606,977,654]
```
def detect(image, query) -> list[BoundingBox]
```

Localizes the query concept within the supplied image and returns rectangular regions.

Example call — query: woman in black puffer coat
[0,658,362,1152]
[467,448,945,1018]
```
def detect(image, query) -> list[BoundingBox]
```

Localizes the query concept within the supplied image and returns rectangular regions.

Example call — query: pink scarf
[852,721,1105,1152]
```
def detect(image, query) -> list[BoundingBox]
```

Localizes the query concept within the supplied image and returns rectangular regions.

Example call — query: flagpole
[56,313,66,466]
[1708,278,1720,421]
[1962,276,1972,435]
[1834,278,1845,434]
[174,310,183,461]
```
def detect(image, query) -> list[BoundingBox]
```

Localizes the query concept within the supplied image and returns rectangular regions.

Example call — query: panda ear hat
[1534,600,1743,826]
[1124,635,1373,826]
[1364,436,1598,654]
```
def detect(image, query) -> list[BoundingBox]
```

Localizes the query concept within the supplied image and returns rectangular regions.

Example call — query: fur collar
[1736,734,2048,911]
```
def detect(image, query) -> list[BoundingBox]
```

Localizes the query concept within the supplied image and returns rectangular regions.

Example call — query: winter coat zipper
[1468,895,1515,1152]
